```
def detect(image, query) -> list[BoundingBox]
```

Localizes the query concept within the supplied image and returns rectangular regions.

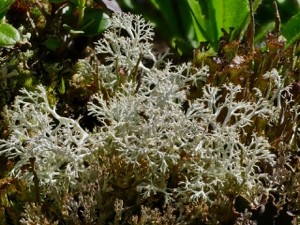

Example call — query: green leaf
[0,24,20,47]
[59,77,66,94]
[147,0,197,53]
[188,0,250,51]
[80,9,110,36]
[175,0,197,47]
[150,0,182,42]
[187,0,208,42]
[281,11,300,48]
[254,22,275,44]
[215,0,249,37]
[44,37,60,51]
[0,0,14,20]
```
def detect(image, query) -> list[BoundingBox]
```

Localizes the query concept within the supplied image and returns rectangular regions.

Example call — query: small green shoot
[59,76,66,94]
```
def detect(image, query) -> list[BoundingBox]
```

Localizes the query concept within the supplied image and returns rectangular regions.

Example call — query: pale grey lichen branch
[263,68,292,109]
[0,85,96,190]
[95,12,154,74]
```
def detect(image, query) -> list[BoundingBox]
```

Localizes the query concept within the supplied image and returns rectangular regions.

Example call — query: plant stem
[247,0,255,58]
[273,0,281,33]
[29,157,40,204]
[78,0,86,27]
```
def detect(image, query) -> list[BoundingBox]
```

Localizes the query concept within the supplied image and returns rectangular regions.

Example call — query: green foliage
[120,0,300,55]
[43,37,60,52]
[75,8,110,36]
[0,0,14,21]
[120,0,262,53]
[0,0,20,47]
[32,0,111,53]
[187,0,256,51]
[254,0,300,45]
[62,8,109,36]
[0,24,20,47]
[60,0,110,36]
[58,76,66,94]
[282,11,300,48]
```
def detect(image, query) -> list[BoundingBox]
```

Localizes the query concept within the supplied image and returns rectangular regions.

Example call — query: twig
[273,0,281,34]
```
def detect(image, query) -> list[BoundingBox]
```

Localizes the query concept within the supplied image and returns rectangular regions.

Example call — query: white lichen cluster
[0,12,281,207]
[0,85,96,191]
